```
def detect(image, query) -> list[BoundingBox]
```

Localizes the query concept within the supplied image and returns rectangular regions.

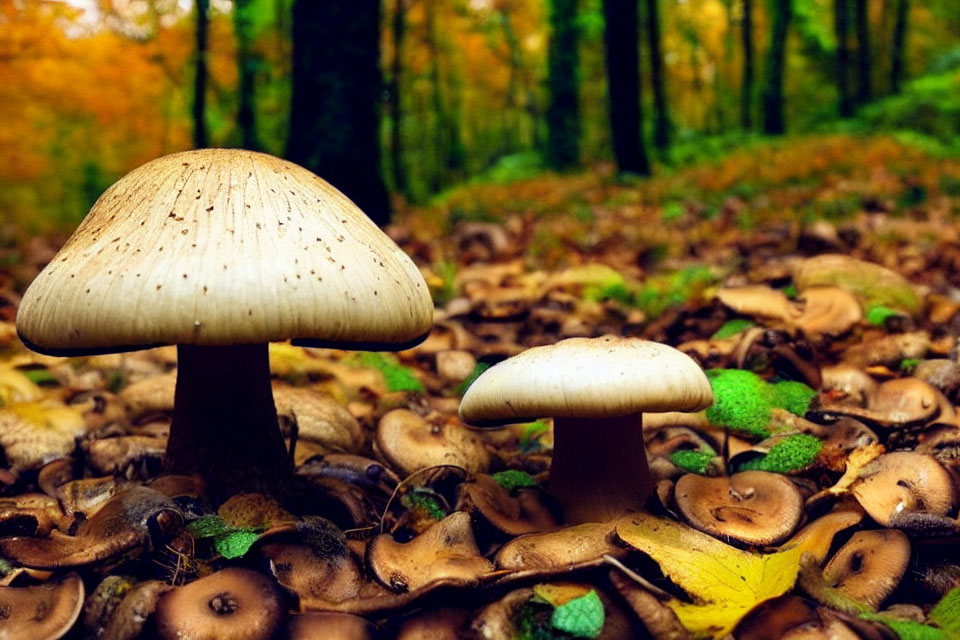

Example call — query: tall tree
[286,0,390,226]
[425,0,466,191]
[835,0,853,116]
[760,0,793,134]
[740,0,754,129]
[645,0,670,150]
[602,0,649,175]
[546,0,581,169]
[388,0,408,196]
[854,0,871,104]
[890,0,908,94]
[193,0,209,148]
[234,0,260,150]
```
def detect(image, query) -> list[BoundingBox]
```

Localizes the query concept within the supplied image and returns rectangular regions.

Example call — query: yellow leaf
[533,582,594,608]
[0,365,42,406]
[615,510,861,639]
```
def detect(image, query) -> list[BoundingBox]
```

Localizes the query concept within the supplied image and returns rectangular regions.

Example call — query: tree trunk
[389,0,408,196]
[546,0,581,170]
[602,0,649,175]
[890,0,908,94]
[424,0,466,192]
[234,0,260,150]
[761,0,792,135]
[854,0,871,104]
[740,0,754,129]
[645,0,670,150]
[193,0,209,148]
[835,0,853,116]
[286,0,390,226]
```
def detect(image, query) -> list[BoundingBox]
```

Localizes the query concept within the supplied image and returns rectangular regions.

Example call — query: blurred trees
[286,0,390,225]
[193,0,210,148]
[1,0,959,230]
[546,0,581,170]
[645,0,670,150]
[602,0,649,175]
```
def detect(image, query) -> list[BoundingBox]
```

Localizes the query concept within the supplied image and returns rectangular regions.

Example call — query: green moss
[519,420,551,453]
[403,489,446,520]
[705,370,817,439]
[582,271,634,305]
[929,587,960,635]
[634,265,716,319]
[711,319,755,340]
[513,602,560,640]
[668,449,716,474]
[705,369,774,438]
[354,352,424,393]
[739,434,822,473]
[901,358,921,373]
[492,470,539,493]
[866,304,901,326]
[770,380,817,416]
[456,362,491,395]
[781,284,797,299]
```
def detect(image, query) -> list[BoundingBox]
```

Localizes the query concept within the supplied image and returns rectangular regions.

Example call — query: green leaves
[551,590,605,638]
[354,352,425,393]
[711,319,755,340]
[492,469,539,492]
[186,516,262,560]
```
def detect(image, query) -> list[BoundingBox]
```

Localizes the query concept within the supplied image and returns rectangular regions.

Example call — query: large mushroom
[459,336,713,523]
[15,149,433,505]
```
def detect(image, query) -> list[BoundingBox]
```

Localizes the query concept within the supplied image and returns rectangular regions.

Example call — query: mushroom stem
[549,414,651,524]
[165,343,296,505]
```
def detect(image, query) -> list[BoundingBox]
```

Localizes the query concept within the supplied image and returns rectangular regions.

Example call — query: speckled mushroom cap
[459,336,713,426]
[17,149,433,356]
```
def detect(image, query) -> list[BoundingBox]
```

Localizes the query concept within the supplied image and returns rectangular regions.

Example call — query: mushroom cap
[17,149,433,356]
[154,568,284,640]
[375,409,490,476]
[851,452,956,526]
[822,529,911,609]
[459,336,713,426]
[674,471,804,545]
[0,572,84,640]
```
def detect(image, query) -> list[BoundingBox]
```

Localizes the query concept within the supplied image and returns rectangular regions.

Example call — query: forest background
[0,0,958,232]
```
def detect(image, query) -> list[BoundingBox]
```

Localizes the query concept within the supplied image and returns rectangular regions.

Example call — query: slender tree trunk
[546,0,581,170]
[602,0,649,175]
[234,0,260,150]
[740,0,754,129]
[645,0,670,150]
[193,0,209,148]
[854,0,871,104]
[501,10,522,155]
[890,0,908,94]
[835,0,853,116]
[761,0,792,135]
[286,0,390,226]
[389,0,408,196]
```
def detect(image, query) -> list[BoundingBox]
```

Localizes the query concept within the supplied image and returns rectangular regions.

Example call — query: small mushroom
[460,336,712,524]
[366,511,494,592]
[117,371,176,422]
[154,568,285,640]
[85,435,166,477]
[0,485,183,568]
[786,286,862,338]
[0,572,84,640]
[375,409,490,476]
[494,519,627,574]
[842,331,930,368]
[851,452,956,527]
[822,529,911,609]
[715,286,792,322]
[288,612,375,640]
[435,350,477,385]
[273,385,363,455]
[674,471,803,545]
[456,473,557,536]
[820,364,877,406]
[815,378,942,428]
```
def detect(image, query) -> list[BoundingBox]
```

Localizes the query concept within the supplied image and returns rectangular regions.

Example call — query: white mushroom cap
[17,149,433,356]
[459,336,713,426]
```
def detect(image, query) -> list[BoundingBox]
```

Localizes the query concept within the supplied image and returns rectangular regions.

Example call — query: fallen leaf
[615,511,859,638]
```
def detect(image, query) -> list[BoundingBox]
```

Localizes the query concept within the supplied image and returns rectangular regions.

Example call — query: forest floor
[2,133,960,638]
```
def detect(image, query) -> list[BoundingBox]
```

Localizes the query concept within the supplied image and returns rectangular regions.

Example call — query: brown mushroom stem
[165,343,296,505]
[549,414,651,524]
